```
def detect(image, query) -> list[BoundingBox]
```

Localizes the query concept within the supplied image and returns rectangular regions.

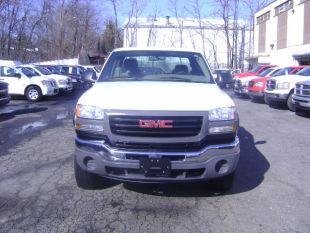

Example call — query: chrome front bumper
[75,137,240,182]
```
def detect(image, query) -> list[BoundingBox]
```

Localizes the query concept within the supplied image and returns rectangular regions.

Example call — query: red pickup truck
[233,65,276,79]
[248,66,305,101]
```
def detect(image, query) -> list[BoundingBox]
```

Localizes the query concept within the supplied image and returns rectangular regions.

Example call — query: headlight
[76,104,104,120]
[242,81,249,87]
[254,82,263,87]
[41,80,51,86]
[58,79,67,85]
[209,107,237,121]
[276,82,290,89]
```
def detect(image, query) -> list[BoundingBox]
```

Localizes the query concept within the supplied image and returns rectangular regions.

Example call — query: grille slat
[109,115,203,137]
[266,79,276,90]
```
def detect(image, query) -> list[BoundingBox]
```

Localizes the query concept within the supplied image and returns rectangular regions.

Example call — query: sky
[98,0,274,27]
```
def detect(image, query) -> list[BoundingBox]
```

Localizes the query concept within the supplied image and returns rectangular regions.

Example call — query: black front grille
[109,115,203,137]
[105,166,205,178]
[235,80,242,87]
[248,81,254,87]
[0,82,8,89]
[266,79,276,90]
[295,84,310,96]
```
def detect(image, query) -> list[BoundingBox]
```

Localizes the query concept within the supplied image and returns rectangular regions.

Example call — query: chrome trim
[75,136,240,160]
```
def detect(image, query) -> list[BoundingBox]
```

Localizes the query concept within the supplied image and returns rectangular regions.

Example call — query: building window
[275,0,293,15]
[257,11,270,24]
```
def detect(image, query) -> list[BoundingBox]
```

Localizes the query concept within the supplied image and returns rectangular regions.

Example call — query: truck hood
[271,74,310,83]
[234,72,255,78]
[250,76,267,83]
[240,75,258,82]
[78,81,235,111]
[296,79,310,85]
[46,74,68,81]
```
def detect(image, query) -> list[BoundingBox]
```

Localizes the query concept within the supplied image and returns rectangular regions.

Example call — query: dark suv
[54,65,86,89]
[0,81,10,106]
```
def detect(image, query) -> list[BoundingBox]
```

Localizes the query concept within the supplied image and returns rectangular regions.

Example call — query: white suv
[0,66,58,101]
[18,65,73,93]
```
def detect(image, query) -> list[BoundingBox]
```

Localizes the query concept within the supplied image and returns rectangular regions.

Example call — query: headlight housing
[276,82,290,89]
[209,107,237,121]
[41,80,51,86]
[242,81,249,87]
[76,104,104,120]
[254,82,263,87]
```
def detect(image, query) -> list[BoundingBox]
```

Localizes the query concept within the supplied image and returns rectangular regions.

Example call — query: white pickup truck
[0,66,58,101]
[74,48,240,191]
[293,79,310,113]
[265,66,310,111]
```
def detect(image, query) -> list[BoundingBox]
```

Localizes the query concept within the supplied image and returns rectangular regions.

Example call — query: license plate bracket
[139,157,171,177]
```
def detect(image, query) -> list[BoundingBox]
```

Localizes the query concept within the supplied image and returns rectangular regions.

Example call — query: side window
[0,66,18,77]
[61,67,69,74]
[72,67,78,75]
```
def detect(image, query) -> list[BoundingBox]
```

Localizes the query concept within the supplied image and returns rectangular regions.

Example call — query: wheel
[250,95,258,102]
[74,157,107,190]
[287,93,295,112]
[25,86,42,102]
[211,172,235,192]
[264,94,270,105]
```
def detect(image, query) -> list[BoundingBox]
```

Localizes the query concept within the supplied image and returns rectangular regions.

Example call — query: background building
[249,0,310,66]
[124,17,251,70]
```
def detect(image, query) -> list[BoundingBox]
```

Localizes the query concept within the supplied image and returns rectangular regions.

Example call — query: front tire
[25,86,42,102]
[287,93,295,112]
[264,94,270,105]
[211,172,235,192]
[74,158,107,190]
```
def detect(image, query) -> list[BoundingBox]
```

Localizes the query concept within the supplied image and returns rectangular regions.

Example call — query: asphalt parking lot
[0,90,310,233]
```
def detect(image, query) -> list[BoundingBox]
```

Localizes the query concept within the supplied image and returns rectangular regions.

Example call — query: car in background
[39,65,79,88]
[54,65,85,88]
[265,66,310,111]
[0,66,58,101]
[292,80,310,114]
[234,67,279,96]
[18,65,73,93]
[0,81,10,105]
[233,64,276,79]
[248,66,305,102]
[83,65,101,78]
[214,69,234,89]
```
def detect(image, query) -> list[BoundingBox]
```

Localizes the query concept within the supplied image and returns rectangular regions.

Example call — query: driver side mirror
[14,73,21,79]
[81,70,97,83]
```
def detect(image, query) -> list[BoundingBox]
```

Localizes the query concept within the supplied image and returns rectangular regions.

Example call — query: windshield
[297,67,310,76]
[16,67,39,77]
[98,51,214,84]
[258,68,273,77]
[249,65,262,73]
[272,67,293,77]
[35,66,52,75]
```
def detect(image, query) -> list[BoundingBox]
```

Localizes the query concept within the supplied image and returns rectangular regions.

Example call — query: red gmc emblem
[139,120,173,129]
